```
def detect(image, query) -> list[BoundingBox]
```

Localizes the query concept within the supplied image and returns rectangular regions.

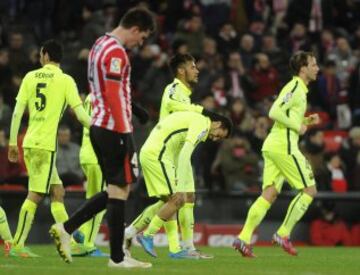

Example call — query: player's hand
[8,145,19,163]
[307,114,321,125]
[299,124,307,135]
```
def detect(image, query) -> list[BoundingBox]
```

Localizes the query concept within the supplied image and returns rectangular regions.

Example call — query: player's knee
[262,185,278,203]
[172,193,185,209]
[27,191,44,204]
[50,185,65,201]
[186,192,195,203]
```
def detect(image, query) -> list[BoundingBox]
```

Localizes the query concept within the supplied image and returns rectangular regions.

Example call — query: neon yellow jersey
[262,76,309,154]
[16,64,82,151]
[79,95,98,164]
[141,112,210,163]
[159,78,203,121]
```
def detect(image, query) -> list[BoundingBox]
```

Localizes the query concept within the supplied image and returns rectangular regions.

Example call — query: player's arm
[73,105,91,129]
[8,101,26,163]
[268,90,301,133]
[132,101,149,124]
[166,86,203,113]
[65,76,91,128]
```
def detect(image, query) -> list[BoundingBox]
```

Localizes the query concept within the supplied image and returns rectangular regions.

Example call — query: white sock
[125,225,138,239]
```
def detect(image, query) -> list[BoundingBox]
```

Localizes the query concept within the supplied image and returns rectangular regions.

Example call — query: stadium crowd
[0,0,360,195]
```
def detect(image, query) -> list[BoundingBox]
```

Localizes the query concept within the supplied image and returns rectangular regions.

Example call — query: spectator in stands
[239,33,255,70]
[315,60,342,120]
[285,23,311,54]
[261,33,289,84]
[202,37,223,75]
[224,51,254,101]
[348,61,360,125]
[249,53,280,106]
[0,94,12,134]
[56,125,83,187]
[247,115,271,156]
[7,31,29,77]
[316,29,336,64]
[229,97,254,134]
[328,37,358,89]
[215,22,238,56]
[339,127,360,190]
[324,152,348,193]
[300,129,328,190]
[310,201,352,246]
[171,39,189,55]
[210,74,227,108]
[174,14,206,57]
[212,132,260,192]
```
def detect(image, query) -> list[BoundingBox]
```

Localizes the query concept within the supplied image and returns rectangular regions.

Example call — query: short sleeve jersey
[141,112,210,162]
[79,95,98,164]
[262,76,308,154]
[16,64,82,151]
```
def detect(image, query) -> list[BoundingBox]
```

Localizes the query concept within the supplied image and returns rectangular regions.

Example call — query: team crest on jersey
[197,129,207,141]
[282,92,293,104]
[110,58,121,74]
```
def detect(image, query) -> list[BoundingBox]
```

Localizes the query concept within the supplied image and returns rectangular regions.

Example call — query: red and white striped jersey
[88,34,132,133]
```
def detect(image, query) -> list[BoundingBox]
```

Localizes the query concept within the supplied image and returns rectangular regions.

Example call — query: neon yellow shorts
[140,151,195,197]
[24,148,61,194]
[81,163,105,199]
[262,150,315,193]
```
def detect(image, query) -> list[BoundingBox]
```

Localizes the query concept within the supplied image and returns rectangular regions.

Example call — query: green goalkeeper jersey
[79,95,98,164]
[262,76,309,155]
[159,78,203,121]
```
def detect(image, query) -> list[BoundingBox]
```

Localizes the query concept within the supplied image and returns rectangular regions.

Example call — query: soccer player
[0,206,13,256]
[71,94,107,257]
[8,39,90,257]
[233,51,320,257]
[124,53,213,258]
[49,7,156,268]
[136,111,232,258]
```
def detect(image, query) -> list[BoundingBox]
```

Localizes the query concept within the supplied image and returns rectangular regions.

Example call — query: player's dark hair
[120,7,156,33]
[169,53,195,76]
[220,116,233,138]
[41,39,63,63]
[289,51,315,75]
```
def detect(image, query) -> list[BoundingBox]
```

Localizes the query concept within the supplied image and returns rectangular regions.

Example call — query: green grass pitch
[1,245,359,275]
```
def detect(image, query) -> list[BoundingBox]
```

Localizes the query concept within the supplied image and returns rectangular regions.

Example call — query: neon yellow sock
[0,206,13,242]
[164,220,181,253]
[13,199,37,248]
[131,201,164,231]
[179,202,195,250]
[239,196,271,244]
[83,210,106,249]
[277,192,313,237]
[143,215,165,237]
[51,202,69,223]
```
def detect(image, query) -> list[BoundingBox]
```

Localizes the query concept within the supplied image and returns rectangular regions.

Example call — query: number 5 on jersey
[35,83,47,111]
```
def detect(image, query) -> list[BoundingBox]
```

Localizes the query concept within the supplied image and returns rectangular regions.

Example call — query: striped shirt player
[50,8,156,268]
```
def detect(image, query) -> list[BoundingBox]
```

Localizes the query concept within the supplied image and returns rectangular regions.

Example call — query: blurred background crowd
[0,0,360,196]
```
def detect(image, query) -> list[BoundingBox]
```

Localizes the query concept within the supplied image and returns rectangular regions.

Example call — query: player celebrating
[49,7,156,268]
[136,111,232,258]
[124,53,214,258]
[8,39,90,257]
[233,51,320,257]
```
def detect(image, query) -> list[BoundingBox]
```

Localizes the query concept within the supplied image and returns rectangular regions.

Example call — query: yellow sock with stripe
[82,210,106,248]
[0,206,13,242]
[50,202,69,223]
[277,192,313,237]
[13,199,37,248]
[179,203,195,250]
[164,220,181,253]
[131,201,164,232]
[239,196,271,244]
[143,215,165,237]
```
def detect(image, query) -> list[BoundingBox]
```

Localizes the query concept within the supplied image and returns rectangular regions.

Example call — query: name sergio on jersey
[35,72,54,78]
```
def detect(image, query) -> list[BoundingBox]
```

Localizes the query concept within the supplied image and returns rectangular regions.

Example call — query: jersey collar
[174,78,192,96]
[293,76,309,93]
[43,63,62,72]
